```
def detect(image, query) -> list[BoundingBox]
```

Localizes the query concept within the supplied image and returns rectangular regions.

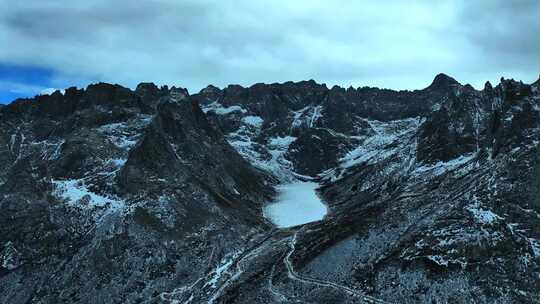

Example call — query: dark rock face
[426,73,461,92]
[286,128,361,176]
[1,74,539,304]
[134,82,170,112]
[118,98,273,228]
[417,91,478,163]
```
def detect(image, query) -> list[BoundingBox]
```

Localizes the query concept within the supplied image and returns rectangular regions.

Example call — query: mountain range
[1,73,539,303]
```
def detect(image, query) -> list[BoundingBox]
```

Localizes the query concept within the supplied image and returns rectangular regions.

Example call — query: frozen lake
[263,181,328,228]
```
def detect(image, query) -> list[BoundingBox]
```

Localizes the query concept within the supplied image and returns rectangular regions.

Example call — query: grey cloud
[5,1,209,43]
[456,0,540,78]
[0,0,538,93]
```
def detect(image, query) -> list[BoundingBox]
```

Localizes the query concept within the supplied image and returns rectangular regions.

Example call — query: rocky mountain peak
[484,80,493,91]
[533,74,540,87]
[135,82,170,111]
[461,83,476,93]
[169,86,189,102]
[200,84,220,94]
[135,82,159,93]
[427,73,461,91]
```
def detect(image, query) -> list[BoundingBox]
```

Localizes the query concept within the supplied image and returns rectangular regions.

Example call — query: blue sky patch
[0,63,57,104]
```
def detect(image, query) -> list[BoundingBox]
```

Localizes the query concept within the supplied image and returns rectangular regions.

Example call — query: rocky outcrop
[286,128,360,176]
[118,98,274,228]
[134,82,170,112]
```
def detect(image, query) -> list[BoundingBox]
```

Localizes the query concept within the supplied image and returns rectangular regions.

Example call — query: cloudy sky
[0,0,539,103]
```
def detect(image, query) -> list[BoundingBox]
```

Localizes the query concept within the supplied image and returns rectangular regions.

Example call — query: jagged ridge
[0,73,539,303]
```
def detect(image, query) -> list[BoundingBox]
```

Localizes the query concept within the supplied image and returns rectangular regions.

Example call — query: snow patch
[205,252,240,288]
[1,241,22,270]
[115,138,138,149]
[110,158,127,167]
[291,105,323,129]
[528,238,540,257]
[269,135,296,147]
[415,154,475,176]
[97,117,151,150]
[52,179,125,213]
[202,101,247,115]
[466,203,500,225]
[309,105,322,127]
[340,118,420,169]
[242,115,263,127]
[426,255,449,267]
[50,139,65,160]
[227,132,297,181]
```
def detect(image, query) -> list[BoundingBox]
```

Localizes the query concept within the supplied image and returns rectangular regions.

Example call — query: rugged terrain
[1,74,539,303]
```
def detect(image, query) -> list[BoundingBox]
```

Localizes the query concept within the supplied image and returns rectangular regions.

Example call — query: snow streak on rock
[202,101,247,115]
